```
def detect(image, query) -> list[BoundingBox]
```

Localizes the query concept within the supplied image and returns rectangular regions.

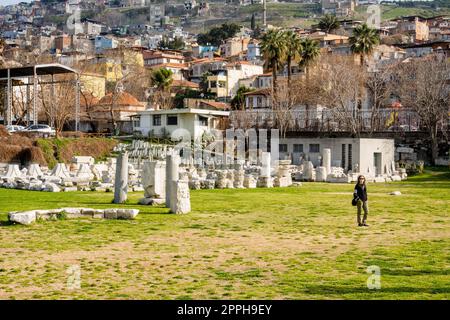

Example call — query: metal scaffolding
[0,63,80,130]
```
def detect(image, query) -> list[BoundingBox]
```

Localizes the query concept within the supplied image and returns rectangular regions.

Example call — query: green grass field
[0,168,449,299]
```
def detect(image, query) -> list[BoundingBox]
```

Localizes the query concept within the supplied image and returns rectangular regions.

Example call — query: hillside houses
[0,0,448,139]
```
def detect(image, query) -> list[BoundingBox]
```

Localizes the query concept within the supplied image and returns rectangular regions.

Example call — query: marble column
[165,153,180,208]
[323,148,331,176]
[113,152,128,204]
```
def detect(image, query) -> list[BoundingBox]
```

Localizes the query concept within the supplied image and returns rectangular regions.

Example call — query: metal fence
[229,109,439,133]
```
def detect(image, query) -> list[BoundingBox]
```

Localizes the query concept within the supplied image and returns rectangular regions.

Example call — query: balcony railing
[229,109,446,133]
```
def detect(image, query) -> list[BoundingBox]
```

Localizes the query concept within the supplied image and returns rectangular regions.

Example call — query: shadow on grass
[303,285,450,295]
[381,269,450,276]
[0,220,14,227]
[406,167,450,183]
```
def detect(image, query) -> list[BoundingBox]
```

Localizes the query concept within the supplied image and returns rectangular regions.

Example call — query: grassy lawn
[0,168,448,300]
[355,4,450,21]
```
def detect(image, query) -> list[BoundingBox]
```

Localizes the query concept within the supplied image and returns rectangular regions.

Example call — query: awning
[0,63,78,80]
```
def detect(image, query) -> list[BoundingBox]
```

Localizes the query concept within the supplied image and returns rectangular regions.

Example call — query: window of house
[293,144,303,153]
[341,144,346,169]
[167,115,178,126]
[309,144,320,153]
[257,96,262,108]
[279,144,288,153]
[198,115,208,126]
[348,144,353,171]
[108,67,113,72]
[153,115,161,126]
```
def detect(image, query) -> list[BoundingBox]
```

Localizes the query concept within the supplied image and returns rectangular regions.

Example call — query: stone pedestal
[260,152,271,178]
[316,166,327,182]
[142,160,166,199]
[113,152,128,204]
[233,170,245,188]
[257,176,273,188]
[27,164,43,178]
[303,161,314,181]
[51,163,71,179]
[323,148,331,176]
[215,170,227,189]
[244,175,257,188]
[76,163,94,181]
[4,164,23,178]
[170,179,191,214]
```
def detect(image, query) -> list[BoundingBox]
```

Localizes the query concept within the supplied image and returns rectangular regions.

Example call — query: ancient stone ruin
[8,208,139,225]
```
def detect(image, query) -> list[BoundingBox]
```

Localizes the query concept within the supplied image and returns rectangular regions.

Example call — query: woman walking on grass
[354,175,369,227]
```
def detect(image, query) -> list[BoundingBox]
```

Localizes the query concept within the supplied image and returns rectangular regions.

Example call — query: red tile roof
[96,92,144,107]
[171,80,200,89]
[199,100,231,110]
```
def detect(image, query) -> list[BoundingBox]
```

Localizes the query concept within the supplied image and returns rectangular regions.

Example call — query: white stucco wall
[278,137,394,175]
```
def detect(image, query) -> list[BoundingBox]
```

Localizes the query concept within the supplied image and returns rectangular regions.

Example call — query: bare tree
[365,65,395,133]
[101,47,148,133]
[39,75,76,137]
[12,83,34,125]
[395,55,450,165]
[318,55,367,136]
[272,80,303,137]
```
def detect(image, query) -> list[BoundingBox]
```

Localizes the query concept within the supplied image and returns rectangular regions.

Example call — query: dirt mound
[0,144,46,166]
[36,138,117,168]
[0,133,117,168]
[0,125,9,137]
[58,138,117,163]
[0,133,47,166]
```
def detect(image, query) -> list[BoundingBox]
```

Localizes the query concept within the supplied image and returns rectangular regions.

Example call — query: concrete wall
[359,138,395,176]
[136,113,209,141]
[279,137,395,174]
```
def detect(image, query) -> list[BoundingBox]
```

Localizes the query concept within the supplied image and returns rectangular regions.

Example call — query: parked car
[388,124,419,132]
[23,124,56,137]
[5,125,25,133]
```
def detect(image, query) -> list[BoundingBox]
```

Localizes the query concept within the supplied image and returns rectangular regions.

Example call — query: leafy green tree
[159,36,185,50]
[197,23,241,46]
[200,71,212,95]
[349,23,380,66]
[231,86,254,110]
[151,68,173,91]
[318,14,340,34]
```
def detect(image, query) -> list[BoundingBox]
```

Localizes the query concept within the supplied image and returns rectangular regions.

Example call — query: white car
[24,124,56,137]
[6,125,25,133]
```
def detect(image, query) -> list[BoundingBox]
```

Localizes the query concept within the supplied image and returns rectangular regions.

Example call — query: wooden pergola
[0,63,80,130]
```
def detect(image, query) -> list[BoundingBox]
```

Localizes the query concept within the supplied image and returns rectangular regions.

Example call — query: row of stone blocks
[8,208,139,225]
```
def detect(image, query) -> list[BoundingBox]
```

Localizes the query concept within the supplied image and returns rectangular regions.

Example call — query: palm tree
[151,68,174,110]
[349,23,380,66]
[299,37,320,73]
[260,29,286,93]
[282,30,303,88]
[318,14,340,34]
[299,38,320,129]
